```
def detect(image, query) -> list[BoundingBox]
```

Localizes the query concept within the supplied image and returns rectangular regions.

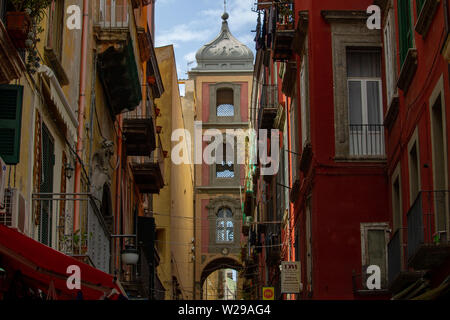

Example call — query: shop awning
[0,225,126,300]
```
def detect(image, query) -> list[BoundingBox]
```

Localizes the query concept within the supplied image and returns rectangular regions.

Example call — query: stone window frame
[209,82,241,123]
[407,127,421,206]
[428,75,449,234]
[359,222,390,287]
[207,196,241,254]
[209,133,241,187]
[391,163,403,234]
[329,18,384,161]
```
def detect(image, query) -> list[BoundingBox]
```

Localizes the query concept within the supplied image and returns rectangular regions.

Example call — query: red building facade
[246,0,450,300]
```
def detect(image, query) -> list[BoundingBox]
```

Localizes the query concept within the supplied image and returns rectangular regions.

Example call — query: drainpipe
[114,115,123,273]
[73,0,89,233]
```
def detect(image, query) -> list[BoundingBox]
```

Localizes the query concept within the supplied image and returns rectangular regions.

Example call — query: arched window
[216,207,234,243]
[217,88,234,117]
[216,143,234,178]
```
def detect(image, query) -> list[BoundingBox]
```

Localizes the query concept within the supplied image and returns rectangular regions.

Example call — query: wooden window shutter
[398,0,413,66]
[0,84,24,165]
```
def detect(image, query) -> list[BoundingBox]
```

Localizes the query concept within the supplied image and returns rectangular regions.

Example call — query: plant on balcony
[71,230,92,255]
[276,0,294,29]
[8,0,52,73]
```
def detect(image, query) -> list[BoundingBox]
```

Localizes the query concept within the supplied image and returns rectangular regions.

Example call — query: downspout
[114,115,123,273]
[73,0,89,233]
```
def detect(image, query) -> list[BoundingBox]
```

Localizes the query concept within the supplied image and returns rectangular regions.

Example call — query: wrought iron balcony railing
[32,193,111,273]
[96,0,129,29]
[349,124,385,157]
[407,191,450,270]
[388,228,406,286]
[275,1,295,29]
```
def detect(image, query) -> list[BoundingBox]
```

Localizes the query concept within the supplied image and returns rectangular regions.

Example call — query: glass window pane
[367,81,381,126]
[367,229,386,283]
[348,81,363,126]
[217,104,235,117]
[347,51,381,78]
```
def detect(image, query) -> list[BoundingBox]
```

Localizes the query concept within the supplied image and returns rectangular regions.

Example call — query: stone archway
[200,257,243,300]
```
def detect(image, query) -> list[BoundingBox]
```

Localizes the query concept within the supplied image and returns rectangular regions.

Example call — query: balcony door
[347,48,384,157]
[99,0,129,28]
[39,124,55,247]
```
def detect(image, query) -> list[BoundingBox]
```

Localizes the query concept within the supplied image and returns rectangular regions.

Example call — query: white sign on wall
[281,261,301,294]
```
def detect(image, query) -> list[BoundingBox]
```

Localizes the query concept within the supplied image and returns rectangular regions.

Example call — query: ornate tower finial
[222,0,229,21]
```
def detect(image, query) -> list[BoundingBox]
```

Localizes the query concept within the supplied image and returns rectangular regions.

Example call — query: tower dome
[193,12,254,72]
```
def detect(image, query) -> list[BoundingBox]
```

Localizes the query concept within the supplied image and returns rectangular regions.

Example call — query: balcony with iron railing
[258,85,278,130]
[273,1,295,61]
[349,124,385,157]
[387,227,425,294]
[95,0,129,30]
[123,99,157,156]
[407,191,450,270]
[31,193,111,273]
[131,144,165,194]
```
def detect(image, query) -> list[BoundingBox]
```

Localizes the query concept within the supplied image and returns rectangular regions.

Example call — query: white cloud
[184,51,197,64]
[156,24,213,47]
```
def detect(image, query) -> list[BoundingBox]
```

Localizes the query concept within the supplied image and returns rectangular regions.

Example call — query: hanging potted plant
[8,0,52,72]
[6,8,31,48]
[147,75,156,85]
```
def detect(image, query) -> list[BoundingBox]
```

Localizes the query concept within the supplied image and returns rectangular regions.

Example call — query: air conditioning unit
[0,156,6,209]
[0,188,26,234]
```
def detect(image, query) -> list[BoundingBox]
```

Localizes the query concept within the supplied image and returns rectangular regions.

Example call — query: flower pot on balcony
[147,76,156,85]
[121,247,139,265]
[6,12,31,49]
[156,126,162,134]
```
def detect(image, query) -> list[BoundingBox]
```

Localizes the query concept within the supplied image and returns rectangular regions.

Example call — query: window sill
[384,95,400,130]
[397,49,418,93]
[415,0,440,37]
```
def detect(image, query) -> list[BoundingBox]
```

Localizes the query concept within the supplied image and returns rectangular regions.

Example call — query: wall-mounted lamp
[65,162,75,179]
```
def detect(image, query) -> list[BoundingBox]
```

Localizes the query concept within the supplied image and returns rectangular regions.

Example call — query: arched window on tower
[216,88,234,117]
[216,207,234,243]
[216,143,234,178]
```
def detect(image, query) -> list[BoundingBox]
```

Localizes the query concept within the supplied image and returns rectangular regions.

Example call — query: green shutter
[0,85,24,164]
[398,0,414,66]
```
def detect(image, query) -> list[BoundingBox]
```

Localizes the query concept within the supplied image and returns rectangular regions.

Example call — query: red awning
[0,225,126,300]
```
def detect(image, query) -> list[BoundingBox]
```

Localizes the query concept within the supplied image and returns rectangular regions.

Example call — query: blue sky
[154,0,257,80]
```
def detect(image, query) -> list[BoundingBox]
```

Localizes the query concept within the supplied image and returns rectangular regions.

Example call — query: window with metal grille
[217,207,234,243]
[398,0,414,66]
[217,88,234,117]
[216,143,234,178]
